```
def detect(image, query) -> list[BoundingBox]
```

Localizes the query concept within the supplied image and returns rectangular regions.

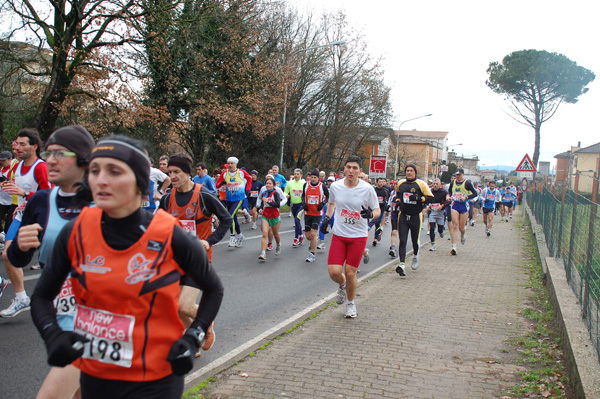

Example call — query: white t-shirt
[329,178,379,238]
[149,167,168,196]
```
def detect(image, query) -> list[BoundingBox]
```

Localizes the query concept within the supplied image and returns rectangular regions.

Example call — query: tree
[486,50,595,167]
[440,163,457,183]
[0,0,180,139]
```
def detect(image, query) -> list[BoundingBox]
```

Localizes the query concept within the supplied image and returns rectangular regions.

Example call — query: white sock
[16,291,28,301]
[347,300,355,305]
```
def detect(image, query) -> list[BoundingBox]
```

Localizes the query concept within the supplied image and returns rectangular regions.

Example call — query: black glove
[167,332,199,376]
[43,326,89,367]
[320,216,331,234]
[360,206,373,219]
[384,204,390,212]
[409,193,420,202]
[245,190,251,198]
[218,180,226,187]
[316,202,324,211]
[302,203,308,211]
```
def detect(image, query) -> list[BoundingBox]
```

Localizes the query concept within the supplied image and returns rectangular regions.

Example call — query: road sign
[517,171,533,179]
[369,155,387,178]
[521,178,528,192]
[516,154,537,172]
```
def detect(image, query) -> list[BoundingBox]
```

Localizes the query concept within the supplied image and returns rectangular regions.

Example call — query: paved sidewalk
[202,212,532,398]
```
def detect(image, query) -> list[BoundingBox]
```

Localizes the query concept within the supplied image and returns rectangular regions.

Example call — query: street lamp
[393,113,433,179]
[279,40,347,168]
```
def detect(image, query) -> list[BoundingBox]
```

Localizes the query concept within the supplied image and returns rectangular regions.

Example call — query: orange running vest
[68,207,184,381]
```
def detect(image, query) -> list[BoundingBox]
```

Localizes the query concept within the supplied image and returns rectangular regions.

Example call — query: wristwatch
[23,190,30,198]
[185,326,206,347]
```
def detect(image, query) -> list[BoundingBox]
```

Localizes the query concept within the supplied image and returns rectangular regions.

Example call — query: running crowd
[0,126,520,399]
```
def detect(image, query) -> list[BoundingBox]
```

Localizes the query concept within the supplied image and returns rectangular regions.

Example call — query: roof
[554,150,571,159]
[397,138,430,145]
[575,142,600,154]
[395,130,448,139]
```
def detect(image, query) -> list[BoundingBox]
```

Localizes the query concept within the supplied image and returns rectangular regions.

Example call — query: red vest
[68,207,184,381]
[304,181,325,216]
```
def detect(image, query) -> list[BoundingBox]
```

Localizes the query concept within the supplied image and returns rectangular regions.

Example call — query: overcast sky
[288,0,600,169]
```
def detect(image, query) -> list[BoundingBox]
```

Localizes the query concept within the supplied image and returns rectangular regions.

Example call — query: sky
[288,0,600,169]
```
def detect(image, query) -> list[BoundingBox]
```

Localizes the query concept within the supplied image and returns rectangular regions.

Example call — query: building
[572,142,600,193]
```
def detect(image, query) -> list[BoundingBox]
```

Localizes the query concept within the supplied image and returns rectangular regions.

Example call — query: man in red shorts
[320,155,380,318]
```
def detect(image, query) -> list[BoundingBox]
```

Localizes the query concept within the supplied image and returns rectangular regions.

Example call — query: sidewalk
[201,212,532,398]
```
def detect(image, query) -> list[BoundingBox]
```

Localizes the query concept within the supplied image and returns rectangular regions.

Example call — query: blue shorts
[451,202,469,214]
[5,218,21,241]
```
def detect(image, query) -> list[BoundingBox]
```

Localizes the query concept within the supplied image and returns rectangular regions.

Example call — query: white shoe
[275,244,281,256]
[429,244,436,251]
[317,241,326,250]
[258,251,266,261]
[0,297,31,318]
[461,235,466,245]
[363,249,370,264]
[336,286,346,304]
[395,263,406,276]
[235,234,244,248]
[306,253,316,263]
[345,303,357,318]
[411,255,419,270]
[252,222,257,230]
[228,236,236,247]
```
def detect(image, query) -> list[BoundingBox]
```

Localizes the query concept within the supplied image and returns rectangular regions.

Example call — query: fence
[527,173,600,364]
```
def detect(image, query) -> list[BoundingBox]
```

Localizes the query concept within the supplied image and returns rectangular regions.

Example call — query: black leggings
[429,222,444,243]
[80,372,184,399]
[398,213,422,263]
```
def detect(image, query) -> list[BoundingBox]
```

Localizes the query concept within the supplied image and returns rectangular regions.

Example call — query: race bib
[15,202,26,217]
[292,189,302,197]
[452,193,464,201]
[377,196,384,203]
[141,195,150,208]
[227,183,239,192]
[179,220,197,236]
[403,192,415,204]
[54,279,76,316]
[250,191,259,198]
[431,203,442,211]
[486,194,496,201]
[340,208,360,225]
[307,195,319,205]
[75,305,135,368]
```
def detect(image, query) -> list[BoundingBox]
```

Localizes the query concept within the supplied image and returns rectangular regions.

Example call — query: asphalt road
[0,211,434,398]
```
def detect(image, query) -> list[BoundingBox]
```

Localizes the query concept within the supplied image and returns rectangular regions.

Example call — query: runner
[480,180,500,236]
[426,178,450,252]
[509,181,518,217]
[394,164,433,275]
[257,176,285,261]
[30,135,224,399]
[320,155,379,318]
[271,165,287,189]
[467,182,481,227]
[284,168,306,247]
[502,186,516,222]
[448,168,478,255]
[302,169,329,262]
[247,171,264,230]
[369,177,390,247]
[192,162,216,193]
[1,128,52,318]
[0,151,16,248]
[317,176,336,250]
[159,153,232,358]
[387,189,399,258]
[216,157,252,248]
[8,125,95,399]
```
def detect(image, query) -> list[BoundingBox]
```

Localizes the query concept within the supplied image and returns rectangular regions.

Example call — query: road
[0,212,433,398]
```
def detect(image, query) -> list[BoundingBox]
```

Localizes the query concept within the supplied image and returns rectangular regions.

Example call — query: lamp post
[279,40,347,168]
[393,113,432,179]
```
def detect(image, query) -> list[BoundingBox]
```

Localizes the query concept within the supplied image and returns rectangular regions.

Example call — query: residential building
[572,142,600,193]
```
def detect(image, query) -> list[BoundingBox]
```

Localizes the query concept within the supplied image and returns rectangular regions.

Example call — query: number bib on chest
[340,208,360,224]
[250,191,259,198]
[307,195,319,205]
[179,220,197,236]
[292,189,302,197]
[75,305,135,368]
[486,194,496,201]
[54,279,76,316]
[431,203,442,211]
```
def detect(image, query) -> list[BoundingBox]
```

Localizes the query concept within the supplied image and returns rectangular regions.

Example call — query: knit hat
[45,125,95,162]
[168,155,192,175]
[90,137,150,195]
[405,163,418,175]
[309,168,320,177]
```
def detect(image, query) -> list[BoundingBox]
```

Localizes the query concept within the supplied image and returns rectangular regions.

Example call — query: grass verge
[500,223,572,399]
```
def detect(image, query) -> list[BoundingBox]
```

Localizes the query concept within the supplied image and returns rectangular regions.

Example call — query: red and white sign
[369,155,387,178]
[516,154,537,172]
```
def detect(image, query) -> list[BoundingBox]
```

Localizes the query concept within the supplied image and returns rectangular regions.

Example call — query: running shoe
[30,262,41,270]
[0,297,31,318]
[470,220,475,227]
[345,303,357,318]
[298,235,304,245]
[439,231,444,239]
[396,263,406,277]
[374,227,383,241]
[336,286,346,304]
[317,241,326,250]
[451,247,457,256]
[487,231,491,237]
[195,348,202,358]
[411,255,419,270]
[506,218,509,223]
[363,249,370,264]
[252,222,257,230]
[228,236,236,247]
[292,238,299,247]
[389,246,397,258]
[258,251,266,261]
[275,245,281,256]
[202,321,216,351]
[306,253,316,263]
[372,239,378,247]
[429,244,436,252]
[510,214,513,219]
[0,278,9,298]
[0,242,4,253]
[461,235,466,245]
[267,243,273,251]
[235,234,245,248]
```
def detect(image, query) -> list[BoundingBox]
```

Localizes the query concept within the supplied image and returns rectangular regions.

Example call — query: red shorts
[327,234,369,268]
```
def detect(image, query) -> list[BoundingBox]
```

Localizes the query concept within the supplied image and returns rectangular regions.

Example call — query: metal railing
[527,177,600,363]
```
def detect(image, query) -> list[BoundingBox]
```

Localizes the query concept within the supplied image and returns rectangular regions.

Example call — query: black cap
[309,168,320,176]
[0,151,11,161]
[456,168,465,175]
[46,125,95,161]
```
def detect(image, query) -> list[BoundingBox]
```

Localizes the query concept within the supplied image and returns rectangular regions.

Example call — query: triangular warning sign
[516,154,537,172]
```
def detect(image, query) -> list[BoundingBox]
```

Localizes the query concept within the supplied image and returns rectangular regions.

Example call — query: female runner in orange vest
[31,135,224,399]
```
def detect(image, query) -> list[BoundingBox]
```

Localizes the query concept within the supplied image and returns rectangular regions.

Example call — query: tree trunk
[35,53,72,140]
